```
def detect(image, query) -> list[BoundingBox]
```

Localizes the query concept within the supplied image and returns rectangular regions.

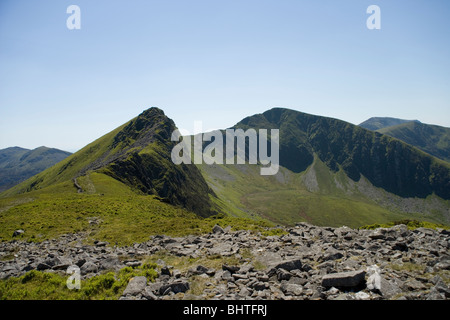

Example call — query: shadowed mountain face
[2,108,216,217]
[231,108,450,200]
[0,146,71,192]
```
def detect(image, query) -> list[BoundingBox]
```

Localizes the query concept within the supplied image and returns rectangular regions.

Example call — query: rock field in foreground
[1,222,449,300]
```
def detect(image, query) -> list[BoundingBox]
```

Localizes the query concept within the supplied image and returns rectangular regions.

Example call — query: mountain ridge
[377,121,450,163]
[359,116,450,163]
[359,117,421,131]
[1,108,216,217]
[198,107,450,227]
[0,146,71,193]
[232,108,450,200]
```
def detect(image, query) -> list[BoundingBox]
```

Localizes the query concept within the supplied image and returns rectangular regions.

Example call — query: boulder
[159,280,190,294]
[160,266,172,277]
[222,264,240,273]
[276,268,292,281]
[212,225,224,234]
[322,270,366,288]
[80,261,98,274]
[273,258,302,272]
[99,255,123,271]
[122,276,147,296]
[321,248,344,262]
[281,283,303,296]
[36,262,51,271]
[366,265,381,292]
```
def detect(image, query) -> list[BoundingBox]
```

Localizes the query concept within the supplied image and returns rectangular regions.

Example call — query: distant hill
[0,146,71,192]
[359,117,450,163]
[359,117,420,131]
[377,122,450,163]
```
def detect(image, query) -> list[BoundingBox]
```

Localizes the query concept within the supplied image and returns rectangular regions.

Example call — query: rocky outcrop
[0,222,449,300]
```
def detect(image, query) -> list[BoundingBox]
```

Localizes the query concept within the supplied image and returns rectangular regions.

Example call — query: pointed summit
[4,107,216,217]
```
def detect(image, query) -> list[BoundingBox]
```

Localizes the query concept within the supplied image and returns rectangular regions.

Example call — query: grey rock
[2,264,18,273]
[195,265,209,274]
[238,286,251,297]
[122,276,147,296]
[222,264,240,273]
[125,260,141,268]
[36,262,51,271]
[369,229,387,240]
[146,282,165,295]
[288,276,308,286]
[221,270,233,281]
[403,279,427,291]
[321,248,344,262]
[75,258,86,267]
[212,224,224,234]
[251,281,268,291]
[392,242,408,252]
[99,255,123,271]
[379,277,402,299]
[276,268,292,281]
[43,256,62,267]
[257,274,269,282]
[161,266,172,276]
[273,258,302,271]
[434,281,450,299]
[232,273,248,280]
[433,260,450,271]
[366,265,381,292]
[52,263,71,271]
[80,261,98,274]
[160,280,190,294]
[94,241,108,247]
[173,269,182,278]
[322,270,366,288]
[281,283,303,296]
[427,287,445,300]
[208,242,237,256]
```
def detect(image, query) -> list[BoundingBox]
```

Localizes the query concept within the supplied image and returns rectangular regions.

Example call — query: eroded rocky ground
[1,223,449,300]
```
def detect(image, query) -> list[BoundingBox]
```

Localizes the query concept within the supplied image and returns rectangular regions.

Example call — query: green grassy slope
[198,155,445,228]
[0,172,279,245]
[378,121,450,163]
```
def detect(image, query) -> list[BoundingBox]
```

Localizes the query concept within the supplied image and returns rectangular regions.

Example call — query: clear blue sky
[1,0,449,152]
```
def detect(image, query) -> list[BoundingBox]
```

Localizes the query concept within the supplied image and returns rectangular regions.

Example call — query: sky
[0,0,449,152]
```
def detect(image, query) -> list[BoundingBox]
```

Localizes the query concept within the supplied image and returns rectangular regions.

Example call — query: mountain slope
[377,121,450,163]
[1,108,216,217]
[359,117,420,131]
[198,108,450,227]
[0,146,71,193]
[235,108,450,200]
